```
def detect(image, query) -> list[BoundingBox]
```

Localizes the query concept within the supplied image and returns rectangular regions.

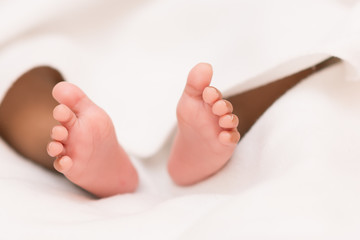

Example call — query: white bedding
[1,0,360,239]
[2,61,360,239]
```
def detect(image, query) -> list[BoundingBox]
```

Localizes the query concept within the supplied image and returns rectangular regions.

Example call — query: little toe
[53,104,77,129]
[51,125,68,142]
[202,86,222,105]
[219,114,239,129]
[219,130,241,145]
[47,141,64,157]
[53,156,73,174]
[212,99,233,116]
[52,81,91,114]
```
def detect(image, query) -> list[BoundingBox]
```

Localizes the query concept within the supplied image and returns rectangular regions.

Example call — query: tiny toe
[184,63,213,98]
[53,156,73,173]
[53,104,77,129]
[219,114,239,129]
[202,86,222,105]
[212,99,233,116]
[47,141,64,157]
[51,125,68,141]
[219,130,240,145]
[52,82,91,114]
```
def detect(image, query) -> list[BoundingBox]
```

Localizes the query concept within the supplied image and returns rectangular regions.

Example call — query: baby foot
[47,82,138,197]
[168,63,240,185]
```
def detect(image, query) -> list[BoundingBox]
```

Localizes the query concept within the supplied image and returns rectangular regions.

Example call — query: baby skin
[47,63,240,197]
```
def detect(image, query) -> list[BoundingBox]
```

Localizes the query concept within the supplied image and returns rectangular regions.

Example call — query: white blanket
[2,61,360,239]
[1,0,360,239]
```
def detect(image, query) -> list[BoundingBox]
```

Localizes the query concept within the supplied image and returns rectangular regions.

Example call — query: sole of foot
[168,63,240,186]
[47,82,138,197]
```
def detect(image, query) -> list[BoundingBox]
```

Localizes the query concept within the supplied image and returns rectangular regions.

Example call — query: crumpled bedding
[2,61,360,239]
[1,0,360,239]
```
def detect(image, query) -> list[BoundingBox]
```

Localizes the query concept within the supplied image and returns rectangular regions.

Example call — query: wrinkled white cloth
[1,0,360,156]
[1,0,360,239]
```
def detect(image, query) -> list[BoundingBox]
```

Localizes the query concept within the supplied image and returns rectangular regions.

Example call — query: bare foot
[168,63,240,185]
[47,82,138,197]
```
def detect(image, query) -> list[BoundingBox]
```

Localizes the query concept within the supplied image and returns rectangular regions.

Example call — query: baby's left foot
[47,82,138,197]
[168,63,240,185]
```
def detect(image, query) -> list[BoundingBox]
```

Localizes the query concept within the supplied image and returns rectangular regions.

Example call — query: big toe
[184,63,213,98]
[52,82,91,114]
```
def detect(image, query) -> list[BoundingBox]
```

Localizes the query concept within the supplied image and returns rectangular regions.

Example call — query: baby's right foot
[47,82,138,198]
[168,63,240,186]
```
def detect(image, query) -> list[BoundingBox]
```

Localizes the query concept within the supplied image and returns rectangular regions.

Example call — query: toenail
[203,87,220,103]
[48,143,56,156]
[226,101,233,112]
[208,87,218,96]
[224,114,233,121]
[221,101,227,108]
[59,156,72,171]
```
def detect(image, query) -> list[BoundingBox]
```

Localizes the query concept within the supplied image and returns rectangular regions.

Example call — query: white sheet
[2,61,360,239]
[1,0,360,156]
[1,0,360,239]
